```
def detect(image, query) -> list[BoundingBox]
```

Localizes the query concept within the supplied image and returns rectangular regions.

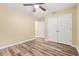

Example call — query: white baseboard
[0,38,35,50]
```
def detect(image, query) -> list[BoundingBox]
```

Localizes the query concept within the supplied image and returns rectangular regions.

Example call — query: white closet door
[48,16,58,42]
[58,14,72,45]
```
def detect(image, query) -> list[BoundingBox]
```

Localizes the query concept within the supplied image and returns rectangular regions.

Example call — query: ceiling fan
[23,3,46,12]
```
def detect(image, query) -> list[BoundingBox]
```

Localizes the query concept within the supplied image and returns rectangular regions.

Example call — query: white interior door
[38,20,45,38]
[58,14,72,45]
[48,16,58,42]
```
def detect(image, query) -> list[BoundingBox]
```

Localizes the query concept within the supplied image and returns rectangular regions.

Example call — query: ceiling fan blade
[23,4,34,6]
[35,3,44,5]
[38,3,44,5]
[39,6,46,11]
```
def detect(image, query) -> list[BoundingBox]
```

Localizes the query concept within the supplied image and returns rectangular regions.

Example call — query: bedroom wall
[76,4,79,48]
[45,6,77,45]
[0,5,36,48]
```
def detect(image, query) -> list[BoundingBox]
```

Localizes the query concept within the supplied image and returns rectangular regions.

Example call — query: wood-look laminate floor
[0,40,78,56]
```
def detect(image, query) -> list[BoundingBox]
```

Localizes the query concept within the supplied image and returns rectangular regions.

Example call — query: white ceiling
[0,3,77,19]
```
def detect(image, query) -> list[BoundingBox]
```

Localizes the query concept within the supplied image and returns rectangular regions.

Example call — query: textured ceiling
[0,3,77,19]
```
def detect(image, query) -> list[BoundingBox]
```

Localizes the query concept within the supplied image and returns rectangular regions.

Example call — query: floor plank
[0,39,78,56]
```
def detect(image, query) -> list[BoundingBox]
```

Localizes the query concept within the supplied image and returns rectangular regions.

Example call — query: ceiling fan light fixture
[34,5,39,9]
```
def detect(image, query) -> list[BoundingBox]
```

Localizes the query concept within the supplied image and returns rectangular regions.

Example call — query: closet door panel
[58,15,65,44]
[58,14,72,45]
[48,16,57,42]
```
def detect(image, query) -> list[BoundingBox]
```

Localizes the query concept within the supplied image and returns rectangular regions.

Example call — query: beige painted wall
[77,4,79,47]
[45,6,77,45]
[0,5,36,47]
